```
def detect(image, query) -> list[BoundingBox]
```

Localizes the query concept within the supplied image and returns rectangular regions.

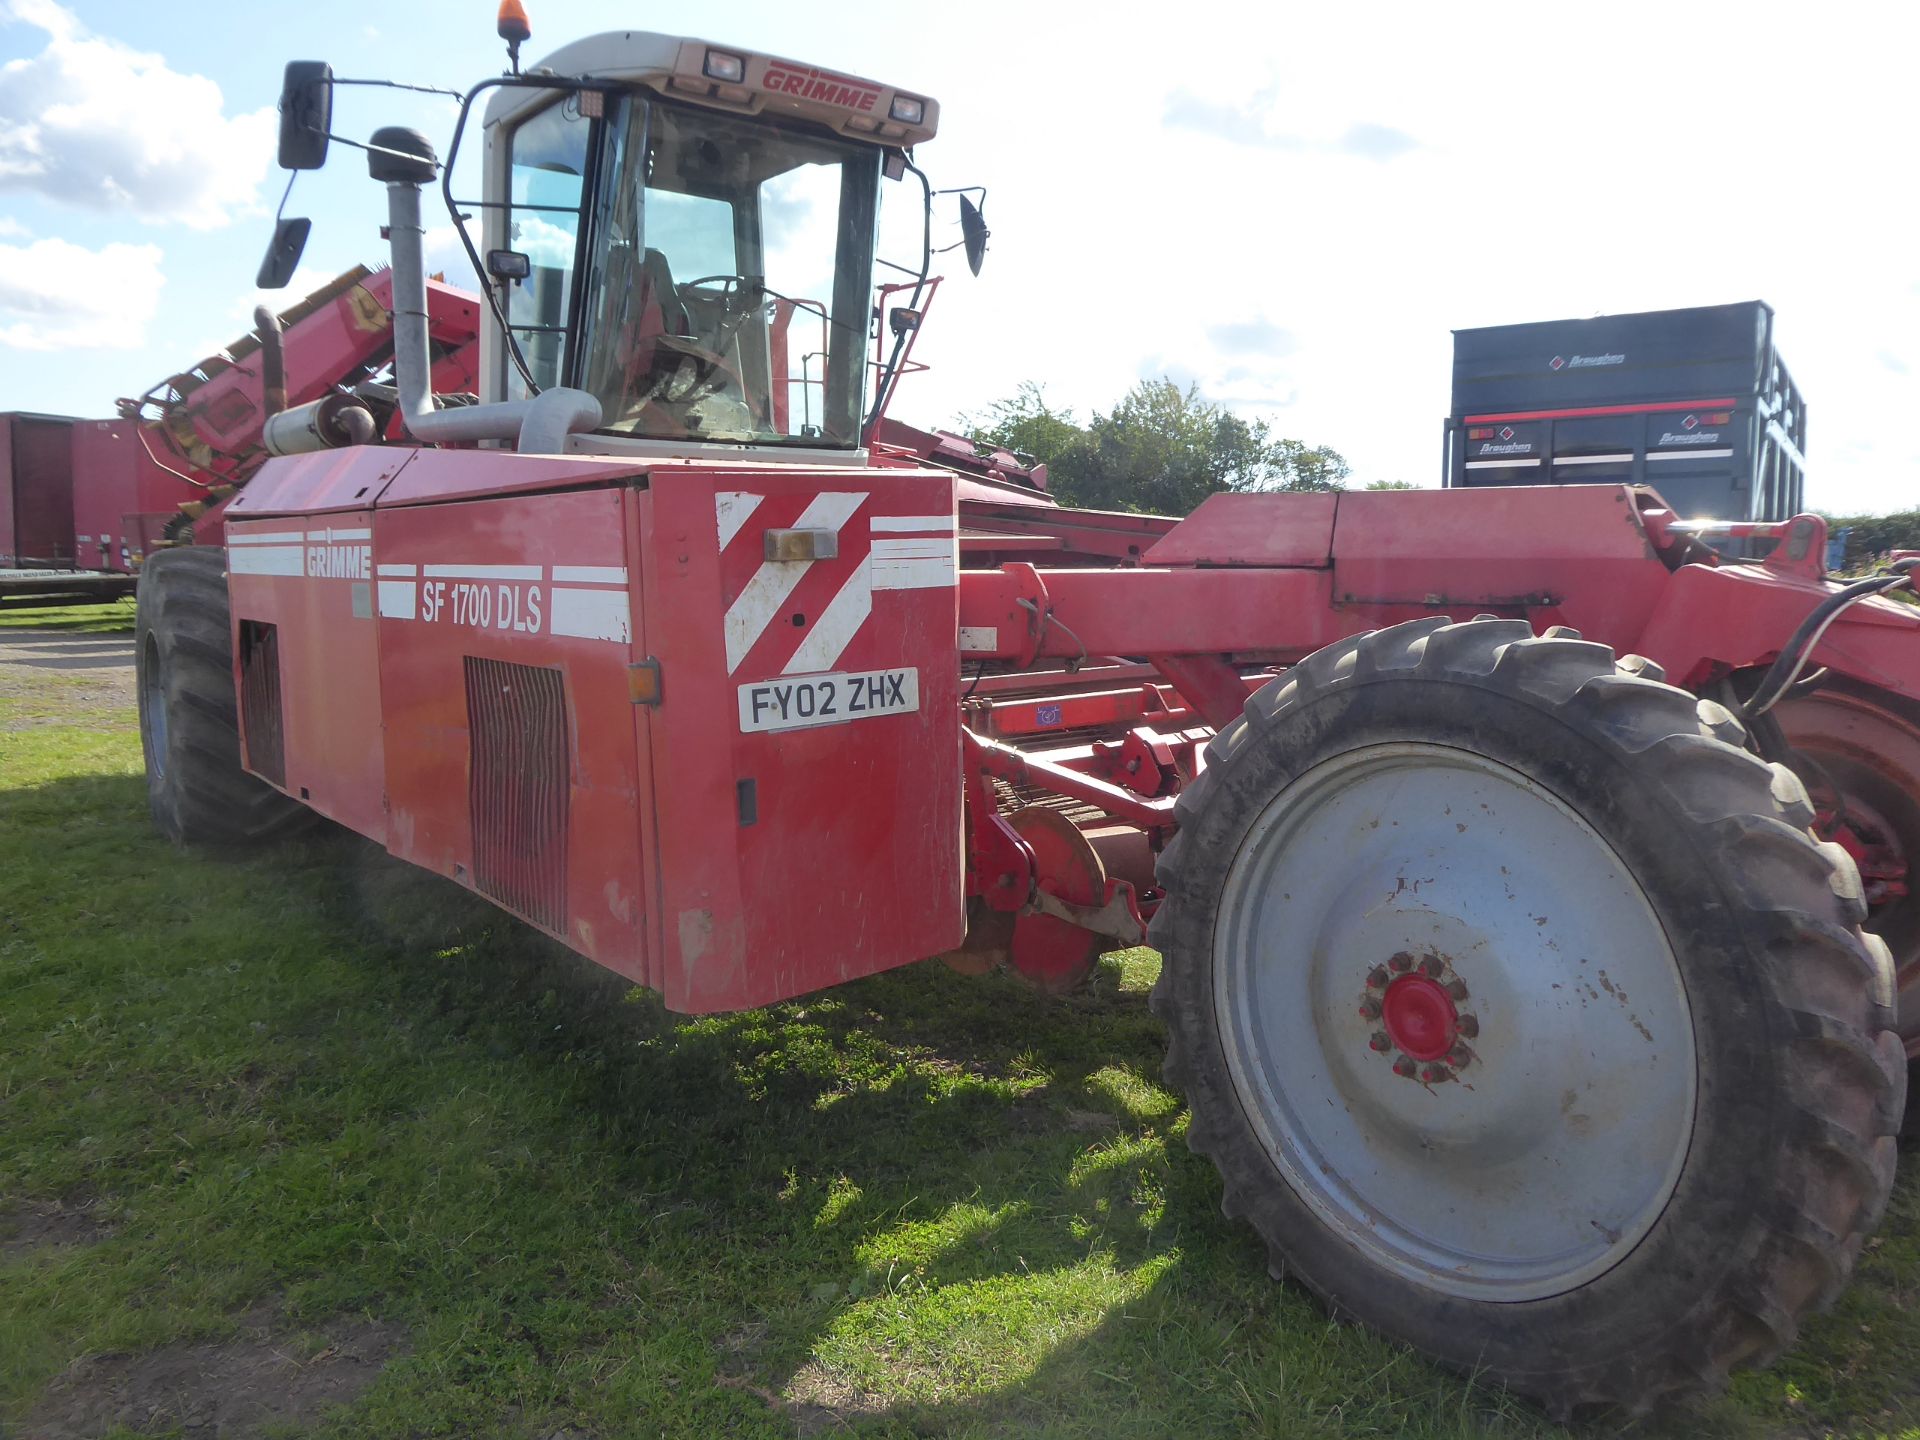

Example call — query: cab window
[506,100,590,392]
[576,97,880,446]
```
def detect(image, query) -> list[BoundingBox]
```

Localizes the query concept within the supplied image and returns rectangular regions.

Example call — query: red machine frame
[216,445,1920,1032]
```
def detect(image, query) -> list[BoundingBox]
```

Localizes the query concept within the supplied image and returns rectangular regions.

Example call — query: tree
[1820,509,1920,570]
[965,378,1349,514]
[1366,480,1417,491]
[1264,438,1351,495]
[963,382,1085,476]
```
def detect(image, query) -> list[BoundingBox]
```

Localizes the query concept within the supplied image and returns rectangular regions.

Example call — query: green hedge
[1821,510,1920,567]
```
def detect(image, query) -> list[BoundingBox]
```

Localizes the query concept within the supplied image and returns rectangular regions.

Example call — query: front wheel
[136,546,311,846]
[1149,618,1904,1415]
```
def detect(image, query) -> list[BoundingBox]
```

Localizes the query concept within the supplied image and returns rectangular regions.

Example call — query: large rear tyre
[136,546,311,846]
[1149,618,1904,1415]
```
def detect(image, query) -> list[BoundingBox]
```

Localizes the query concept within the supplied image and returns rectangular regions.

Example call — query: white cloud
[1164,89,1420,161]
[172,265,341,366]
[422,224,488,284]
[237,265,337,322]
[509,213,577,269]
[0,0,275,229]
[0,235,163,348]
[0,215,24,237]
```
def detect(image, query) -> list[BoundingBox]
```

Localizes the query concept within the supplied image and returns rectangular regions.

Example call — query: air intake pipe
[368,126,601,454]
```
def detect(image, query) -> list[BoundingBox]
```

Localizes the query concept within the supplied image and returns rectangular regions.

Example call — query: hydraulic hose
[1739,559,1919,720]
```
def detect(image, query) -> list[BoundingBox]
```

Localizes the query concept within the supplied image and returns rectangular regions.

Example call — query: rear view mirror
[277,60,334,170]
[958,195,989,277]
[487,249,532,281]
[256,217,311,288]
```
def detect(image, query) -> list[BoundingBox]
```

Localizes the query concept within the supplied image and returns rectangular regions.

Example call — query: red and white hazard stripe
[717,490,955,677]
[722,491,867,672]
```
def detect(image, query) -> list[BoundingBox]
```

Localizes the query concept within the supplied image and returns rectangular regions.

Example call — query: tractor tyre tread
[136,546,313,846]
[1147,617,1902,1417]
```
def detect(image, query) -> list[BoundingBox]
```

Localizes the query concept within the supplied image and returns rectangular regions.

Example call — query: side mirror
[277,60,334,170]
[487,249,532,282]
[256,217,311,288]
[958,195,990,277]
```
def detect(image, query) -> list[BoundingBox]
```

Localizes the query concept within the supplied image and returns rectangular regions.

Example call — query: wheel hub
[1819,806,1911,905]
[1360,952,1479,1081]
[1381,972,1457,1061]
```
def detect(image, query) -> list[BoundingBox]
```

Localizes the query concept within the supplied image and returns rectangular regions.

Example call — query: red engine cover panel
[374,486,650,978]
[641,466,964,1011]
[224,447,963,1015]
[225,511,388,838]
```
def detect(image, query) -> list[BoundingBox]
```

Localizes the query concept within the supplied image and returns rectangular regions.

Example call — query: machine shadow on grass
[318,829,1573,1437]
[5,775,1915,1438]
[316,829,1908,1439]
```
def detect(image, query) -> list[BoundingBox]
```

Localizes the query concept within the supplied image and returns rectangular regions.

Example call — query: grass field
[3,600,1918,1438]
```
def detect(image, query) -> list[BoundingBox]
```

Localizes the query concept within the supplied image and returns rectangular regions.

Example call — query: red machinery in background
[0,268,480,607]
[0,412,79,570]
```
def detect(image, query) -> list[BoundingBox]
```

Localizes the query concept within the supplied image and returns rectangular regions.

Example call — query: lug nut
[1448,1045,1473,1068]
[1392,1055,1417,1078]
[1366,966,1389,991]
[1369,1031,1391,1052]
[1457,1014,1479,1038]
[1418,954,1444,978]
[1420,1064,1448,1083]
[1358,998,1381,1020]
[1389,952,1414,973]
[1447,979,1470,1002]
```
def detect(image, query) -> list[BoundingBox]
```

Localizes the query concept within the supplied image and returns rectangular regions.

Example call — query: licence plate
[737,667,919,733]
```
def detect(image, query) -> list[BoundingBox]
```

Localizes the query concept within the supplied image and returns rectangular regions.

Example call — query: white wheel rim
[1213,742,1696,1301]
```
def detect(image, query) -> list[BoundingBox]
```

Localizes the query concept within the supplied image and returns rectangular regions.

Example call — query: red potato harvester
[133,8,1920,1416]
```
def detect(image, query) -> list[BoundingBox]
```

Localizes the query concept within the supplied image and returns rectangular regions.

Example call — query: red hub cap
[1381,975,1459,1062]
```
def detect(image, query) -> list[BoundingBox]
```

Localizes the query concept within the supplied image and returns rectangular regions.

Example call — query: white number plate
[737,667,919,733]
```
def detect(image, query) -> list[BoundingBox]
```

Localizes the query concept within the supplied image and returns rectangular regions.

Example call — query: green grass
[2,623,1918,1438]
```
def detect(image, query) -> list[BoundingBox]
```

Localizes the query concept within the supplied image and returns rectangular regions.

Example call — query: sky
[1,0,1917,513]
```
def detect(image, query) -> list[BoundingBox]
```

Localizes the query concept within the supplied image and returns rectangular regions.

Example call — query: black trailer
[1441,301,1806,524]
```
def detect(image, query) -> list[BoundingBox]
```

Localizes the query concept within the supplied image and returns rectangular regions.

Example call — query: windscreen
[577,97,881,446]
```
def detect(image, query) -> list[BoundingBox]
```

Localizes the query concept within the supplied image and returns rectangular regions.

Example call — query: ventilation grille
[464,656,569,933]
[237,620,286,787]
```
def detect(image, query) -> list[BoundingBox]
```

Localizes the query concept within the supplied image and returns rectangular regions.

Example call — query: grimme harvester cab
[136,10,1920,1415]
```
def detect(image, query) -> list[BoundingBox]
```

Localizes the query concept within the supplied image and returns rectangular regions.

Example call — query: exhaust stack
[368,126,601,454]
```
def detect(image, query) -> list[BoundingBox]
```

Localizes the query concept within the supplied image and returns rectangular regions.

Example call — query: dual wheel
[1151,618,1904,1414]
